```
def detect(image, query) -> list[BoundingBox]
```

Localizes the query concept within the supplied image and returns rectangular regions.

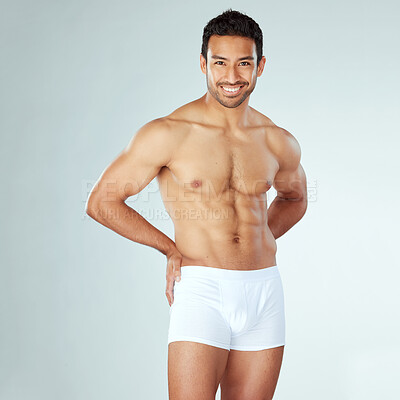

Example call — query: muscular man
[86,9,307,400]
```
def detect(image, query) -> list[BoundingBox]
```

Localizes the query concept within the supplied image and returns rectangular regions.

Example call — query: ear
[257,56,267,77]
[200,53,207,75]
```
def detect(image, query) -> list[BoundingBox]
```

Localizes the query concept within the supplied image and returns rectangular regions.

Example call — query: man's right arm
[85,118,177,256]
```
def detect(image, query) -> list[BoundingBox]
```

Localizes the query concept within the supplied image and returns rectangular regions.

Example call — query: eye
[215,61,224,65]
[240,62,251,66]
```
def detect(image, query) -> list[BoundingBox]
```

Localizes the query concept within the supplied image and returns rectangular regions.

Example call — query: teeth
[222,86,242,92]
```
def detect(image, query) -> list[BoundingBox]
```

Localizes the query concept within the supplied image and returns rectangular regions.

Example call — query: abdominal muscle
[168,199,278,270]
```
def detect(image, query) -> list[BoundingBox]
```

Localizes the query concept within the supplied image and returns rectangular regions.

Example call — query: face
[200,35,266,108]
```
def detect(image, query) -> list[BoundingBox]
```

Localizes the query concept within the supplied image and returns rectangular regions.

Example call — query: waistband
[179,265,279,281]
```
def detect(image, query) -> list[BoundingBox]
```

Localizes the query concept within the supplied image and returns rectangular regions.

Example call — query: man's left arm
[267,128,308,239]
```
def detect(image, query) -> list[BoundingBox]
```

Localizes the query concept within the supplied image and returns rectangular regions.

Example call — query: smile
[220,85,245,96]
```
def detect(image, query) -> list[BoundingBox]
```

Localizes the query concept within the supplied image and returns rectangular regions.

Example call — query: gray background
[1,0,399,399]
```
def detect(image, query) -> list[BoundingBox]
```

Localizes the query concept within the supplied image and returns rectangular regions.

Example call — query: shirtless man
[86,9,307,400]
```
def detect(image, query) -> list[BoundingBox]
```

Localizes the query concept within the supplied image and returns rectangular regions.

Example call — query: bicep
[273,162,307,200]
[90,119,172,204]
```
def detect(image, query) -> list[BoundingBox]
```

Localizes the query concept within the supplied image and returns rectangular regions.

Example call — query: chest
[159,129,279,197]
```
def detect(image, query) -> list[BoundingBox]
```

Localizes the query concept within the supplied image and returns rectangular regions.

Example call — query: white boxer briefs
[168,264,285,351]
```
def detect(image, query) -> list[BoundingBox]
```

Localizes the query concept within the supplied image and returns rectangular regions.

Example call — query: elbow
[85,192,125,220]
[299,194,308,218]
[85,193,101,220]
[302,196,308,215]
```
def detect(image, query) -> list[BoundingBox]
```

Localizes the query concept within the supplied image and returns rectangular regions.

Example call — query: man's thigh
[168,341,230,400]
[220,345,285,400]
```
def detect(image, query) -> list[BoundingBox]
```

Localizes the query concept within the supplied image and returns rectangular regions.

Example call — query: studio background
[1,0,399,399]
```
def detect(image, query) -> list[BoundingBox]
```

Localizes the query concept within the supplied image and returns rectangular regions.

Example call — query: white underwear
[168,264,285,351]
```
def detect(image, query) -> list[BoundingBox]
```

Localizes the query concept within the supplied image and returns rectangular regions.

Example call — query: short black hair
[201,9,263,67]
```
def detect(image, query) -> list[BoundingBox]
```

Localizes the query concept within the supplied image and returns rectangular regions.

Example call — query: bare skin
[86,34,307,400]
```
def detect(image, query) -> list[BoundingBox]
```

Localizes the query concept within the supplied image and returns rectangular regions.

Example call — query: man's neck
[201,92,251,129]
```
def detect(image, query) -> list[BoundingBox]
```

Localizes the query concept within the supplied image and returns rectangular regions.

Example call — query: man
[86,8,307,400]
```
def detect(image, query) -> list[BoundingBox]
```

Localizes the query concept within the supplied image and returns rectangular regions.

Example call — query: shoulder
[163,99,206,127]
[124,117,185,169]
[128,98,207,157]
[129,117,172,143]
[266,125,301,171]
[248,108,301,170]
[128,116,186,149]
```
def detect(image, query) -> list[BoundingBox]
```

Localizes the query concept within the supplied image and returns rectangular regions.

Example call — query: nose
[225,65,242,85]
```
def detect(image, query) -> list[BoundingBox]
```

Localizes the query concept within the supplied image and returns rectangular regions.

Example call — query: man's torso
[156,99,284,270]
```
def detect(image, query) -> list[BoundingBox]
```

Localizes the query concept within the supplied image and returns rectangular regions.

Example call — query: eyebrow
[211,55,254,61]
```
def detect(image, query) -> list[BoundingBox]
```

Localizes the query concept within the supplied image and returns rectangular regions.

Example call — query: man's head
[200,9,266,108]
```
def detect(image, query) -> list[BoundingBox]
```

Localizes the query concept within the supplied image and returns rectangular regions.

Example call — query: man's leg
[168,341,230,400]
[219,345,284,400]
